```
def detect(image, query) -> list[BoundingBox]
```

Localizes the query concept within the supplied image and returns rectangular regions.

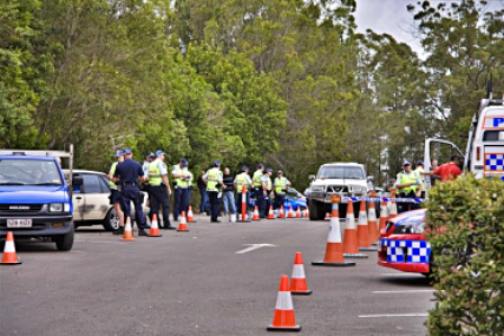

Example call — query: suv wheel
[54,229,74,251]
[103,208,120,232]
[308,200,326,220]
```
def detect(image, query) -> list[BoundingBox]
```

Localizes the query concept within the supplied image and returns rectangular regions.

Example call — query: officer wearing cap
[394,160,421,213]
[147,150,175,230]
[234,165,252,218]
[259,168,273,218]
[273,170,291,210]
[114,148,148,236]
[204,160,223,223]
[172,158,193,221]
[108,150,125,234]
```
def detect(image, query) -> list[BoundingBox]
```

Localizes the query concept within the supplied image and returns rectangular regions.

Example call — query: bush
[426,175,504,336]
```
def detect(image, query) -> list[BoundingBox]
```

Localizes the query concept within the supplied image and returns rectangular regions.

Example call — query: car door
[80,173,111,221]
[72,174,85,221]
[423,138,464,192]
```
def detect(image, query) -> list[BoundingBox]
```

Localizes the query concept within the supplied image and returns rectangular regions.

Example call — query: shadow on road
[377,275,432,287]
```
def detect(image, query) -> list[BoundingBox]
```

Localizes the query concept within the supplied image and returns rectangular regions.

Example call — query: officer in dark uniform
[114,148,148,236]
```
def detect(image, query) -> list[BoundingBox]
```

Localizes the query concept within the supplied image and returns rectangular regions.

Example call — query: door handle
[76,196,82,200]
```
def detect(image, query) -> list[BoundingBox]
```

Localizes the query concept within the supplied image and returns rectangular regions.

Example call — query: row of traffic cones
[122,210,192,241]
[249,205,308,221]
[268,251,311,332]
[267,194,399,331]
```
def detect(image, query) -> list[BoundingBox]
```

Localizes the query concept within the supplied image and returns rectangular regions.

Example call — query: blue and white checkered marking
[485,154,504,171]
[381,239,431,263]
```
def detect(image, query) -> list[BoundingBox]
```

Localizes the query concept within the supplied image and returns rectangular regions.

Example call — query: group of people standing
[107,149,194,235]
[107,149,292,232]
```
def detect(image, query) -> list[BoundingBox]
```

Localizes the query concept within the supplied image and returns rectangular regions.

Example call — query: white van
[424,93,504,184]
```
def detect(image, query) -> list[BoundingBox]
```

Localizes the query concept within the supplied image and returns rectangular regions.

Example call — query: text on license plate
[7,218,32,228]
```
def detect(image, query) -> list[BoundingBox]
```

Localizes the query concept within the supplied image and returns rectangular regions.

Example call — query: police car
[378,209,430,274]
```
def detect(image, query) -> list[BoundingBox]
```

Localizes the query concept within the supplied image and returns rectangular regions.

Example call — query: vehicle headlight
[48,203,64,212]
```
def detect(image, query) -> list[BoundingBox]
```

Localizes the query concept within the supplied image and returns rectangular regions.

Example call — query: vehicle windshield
[0,159,63,185]
[317,166,365,180]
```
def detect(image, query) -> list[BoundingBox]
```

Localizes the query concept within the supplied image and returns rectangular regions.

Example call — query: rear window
[483,130,504,142]
[0,159,62,186]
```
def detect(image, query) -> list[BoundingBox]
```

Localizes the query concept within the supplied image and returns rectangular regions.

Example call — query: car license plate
[7,218,32,228]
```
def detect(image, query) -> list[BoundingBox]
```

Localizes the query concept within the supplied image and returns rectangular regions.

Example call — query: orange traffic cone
[187,206,195,223]
[1,232,22,265]
[358,199,377,252]
[312,199,355,267]
[121,217,134,241]
[295,207,301,219]
[367,193,379,244]
[177,211,189,232]
[343,201,368,259]
[290,252,312,295]
[379,198,389,234]
[288,206,295,219]
[267,206,275,220]
[279,206,285,219]
[304,208,310,218]
[148,213,162,237]
[252,206,260,221]
[267,274,301,332]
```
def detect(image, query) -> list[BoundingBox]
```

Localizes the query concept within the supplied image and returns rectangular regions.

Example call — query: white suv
[306,162,371,220]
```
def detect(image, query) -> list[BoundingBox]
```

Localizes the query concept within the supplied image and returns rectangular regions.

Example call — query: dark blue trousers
[121,185,146,230]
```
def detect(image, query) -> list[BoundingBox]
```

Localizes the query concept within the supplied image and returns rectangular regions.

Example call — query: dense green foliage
[426,176,504,335]
[1,0,503,187]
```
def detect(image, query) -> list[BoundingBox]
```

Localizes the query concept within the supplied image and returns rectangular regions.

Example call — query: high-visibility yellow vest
[206,167,221,192]
[274,177,288,195]
[252,169,263,187]
[235,172,250,191]
[148,160,163,186]
[177,168,193,188]
[108,162,118,190]
[397,172,418,193]
[172,164,182,187]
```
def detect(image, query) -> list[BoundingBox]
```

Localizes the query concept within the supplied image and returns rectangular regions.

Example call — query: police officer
[259,168,273,218]
[251,163,264,211]
[273,170,291,210]
[234,165,252,218]
[108,150,125,234]
[394,160,421,213]
[114,148,148,236]
[204,161,223,223]
[172,158,193,220]
[147,150,175,230]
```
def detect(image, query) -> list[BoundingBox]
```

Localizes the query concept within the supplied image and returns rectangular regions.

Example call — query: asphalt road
[0,216,434,336]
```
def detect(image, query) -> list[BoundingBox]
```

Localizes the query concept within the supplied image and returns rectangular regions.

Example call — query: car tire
[54,228,74,251]
[308,200,325,221]
[103,208,120,232]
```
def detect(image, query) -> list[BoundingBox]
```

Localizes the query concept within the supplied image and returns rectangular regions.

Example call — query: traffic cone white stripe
[327,217,343,243]
[358,211,367,226]
[4,240,15,253]
[291,265,306,279]
[275,291,294,310]
[369,208,377,221]
[346,213,357,229]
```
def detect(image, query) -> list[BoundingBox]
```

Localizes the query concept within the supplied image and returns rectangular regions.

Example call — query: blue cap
[403,160,411,166]
[155,150,164,157]
[180,158,188,166]
[148,152,155,158]
[123,148,132,155]
[213,160,221,167]
[114,150,124,158]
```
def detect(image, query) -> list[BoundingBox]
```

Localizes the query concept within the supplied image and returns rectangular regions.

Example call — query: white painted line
[235,244,276,254]
[359,313,428,318]
[372,289,435,294]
